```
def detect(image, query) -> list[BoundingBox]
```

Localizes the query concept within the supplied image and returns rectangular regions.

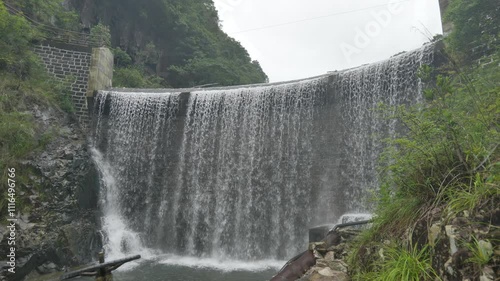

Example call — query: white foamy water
[91,148,157,266]
[93,143,289,273]
[156,255,286,272]
[337,213,373,224]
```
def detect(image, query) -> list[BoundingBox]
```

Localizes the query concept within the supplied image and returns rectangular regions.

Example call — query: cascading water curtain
[164,79,325,259]
[92,79,327,260]
[90,43,435,262]
[335,44,434,213]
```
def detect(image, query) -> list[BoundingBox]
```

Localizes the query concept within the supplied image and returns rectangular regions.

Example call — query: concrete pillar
[439,0,453,36]
[87,47,113,113]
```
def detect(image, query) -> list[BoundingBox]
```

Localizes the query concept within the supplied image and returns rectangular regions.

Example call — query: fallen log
[59,255,141,280]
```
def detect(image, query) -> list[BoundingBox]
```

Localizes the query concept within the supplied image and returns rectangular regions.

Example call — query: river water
[73,257,280,281]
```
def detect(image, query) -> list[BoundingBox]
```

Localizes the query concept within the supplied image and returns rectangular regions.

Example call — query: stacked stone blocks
[33,43,92,125]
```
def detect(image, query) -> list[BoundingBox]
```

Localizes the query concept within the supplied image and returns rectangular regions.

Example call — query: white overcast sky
[212,0,443,82]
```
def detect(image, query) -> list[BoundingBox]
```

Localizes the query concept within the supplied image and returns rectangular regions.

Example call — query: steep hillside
[0,2,101,280]
[343,1,500,280]
[65,0,268,88]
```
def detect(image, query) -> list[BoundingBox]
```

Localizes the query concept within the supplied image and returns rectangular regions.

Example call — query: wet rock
[309,241,328,252]
[36,262,58,274]
[318,267,335,277]
[480,266,494,281]
[477,240,493,257]
[17,219,36,231]
[299,268,349,281]
[445,225,459,255]
[444,257,455,276]
[428,223,442,247]
[324,251,335,261]
[326,260,348,273]
[300,268,349,281]
[451,248,470,270]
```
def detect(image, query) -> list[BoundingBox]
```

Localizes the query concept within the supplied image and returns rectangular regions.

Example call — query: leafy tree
[112,47,133,67]
[113,67,165,88]
[89,23,111,47]
[445,0,500,57]
[0,0,39,79]
[11,0,80,30]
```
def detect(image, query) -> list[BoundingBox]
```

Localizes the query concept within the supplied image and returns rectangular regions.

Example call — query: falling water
[331,45,435,215]
[92,44,434,263]
[91,148,155,262]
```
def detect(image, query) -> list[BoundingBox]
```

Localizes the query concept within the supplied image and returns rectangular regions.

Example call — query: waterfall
[92,44,434,262]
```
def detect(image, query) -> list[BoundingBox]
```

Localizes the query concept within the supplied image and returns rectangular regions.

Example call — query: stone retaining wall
[33,42,93,126]
[33,42,114,128]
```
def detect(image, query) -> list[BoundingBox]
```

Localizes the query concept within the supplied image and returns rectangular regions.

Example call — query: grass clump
[447,172,499,217]
[465,236,494,266]
[355,243,439,281]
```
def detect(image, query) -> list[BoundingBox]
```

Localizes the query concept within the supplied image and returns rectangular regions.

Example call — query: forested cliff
[8,0,268,88]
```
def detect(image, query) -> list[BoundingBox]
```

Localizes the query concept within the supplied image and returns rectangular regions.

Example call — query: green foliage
[41,74,77,114]
[0,72,71,157]
[56,87,75,113]
[445,0,499,59]
[0,1,40,79]
[112,45,166,88]
[355,243,438,281]
[112,47,132,67]
[376,61,499,216]
[0,1,79,219]
[349,37,499,280]
[90,23,111,47]
[0,69,71,218]
[465,237,494,266]
[382,242,439,281]
[0,111,36,159]
[69,0,268,87]
[137,42,160,66]
[447,172,499,216]
[168,56,268,88]
[113,66,165,88]
[15,0,80,30]
[0,5,80,212]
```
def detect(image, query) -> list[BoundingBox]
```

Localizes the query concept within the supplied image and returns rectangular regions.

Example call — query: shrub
[90,23,111,47]
[113,66,164,88]
[0,0,40,79]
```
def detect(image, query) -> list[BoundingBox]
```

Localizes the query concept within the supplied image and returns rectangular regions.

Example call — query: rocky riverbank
[0,103,101,281]
[298,228,359,281]
[298,206,499,281]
